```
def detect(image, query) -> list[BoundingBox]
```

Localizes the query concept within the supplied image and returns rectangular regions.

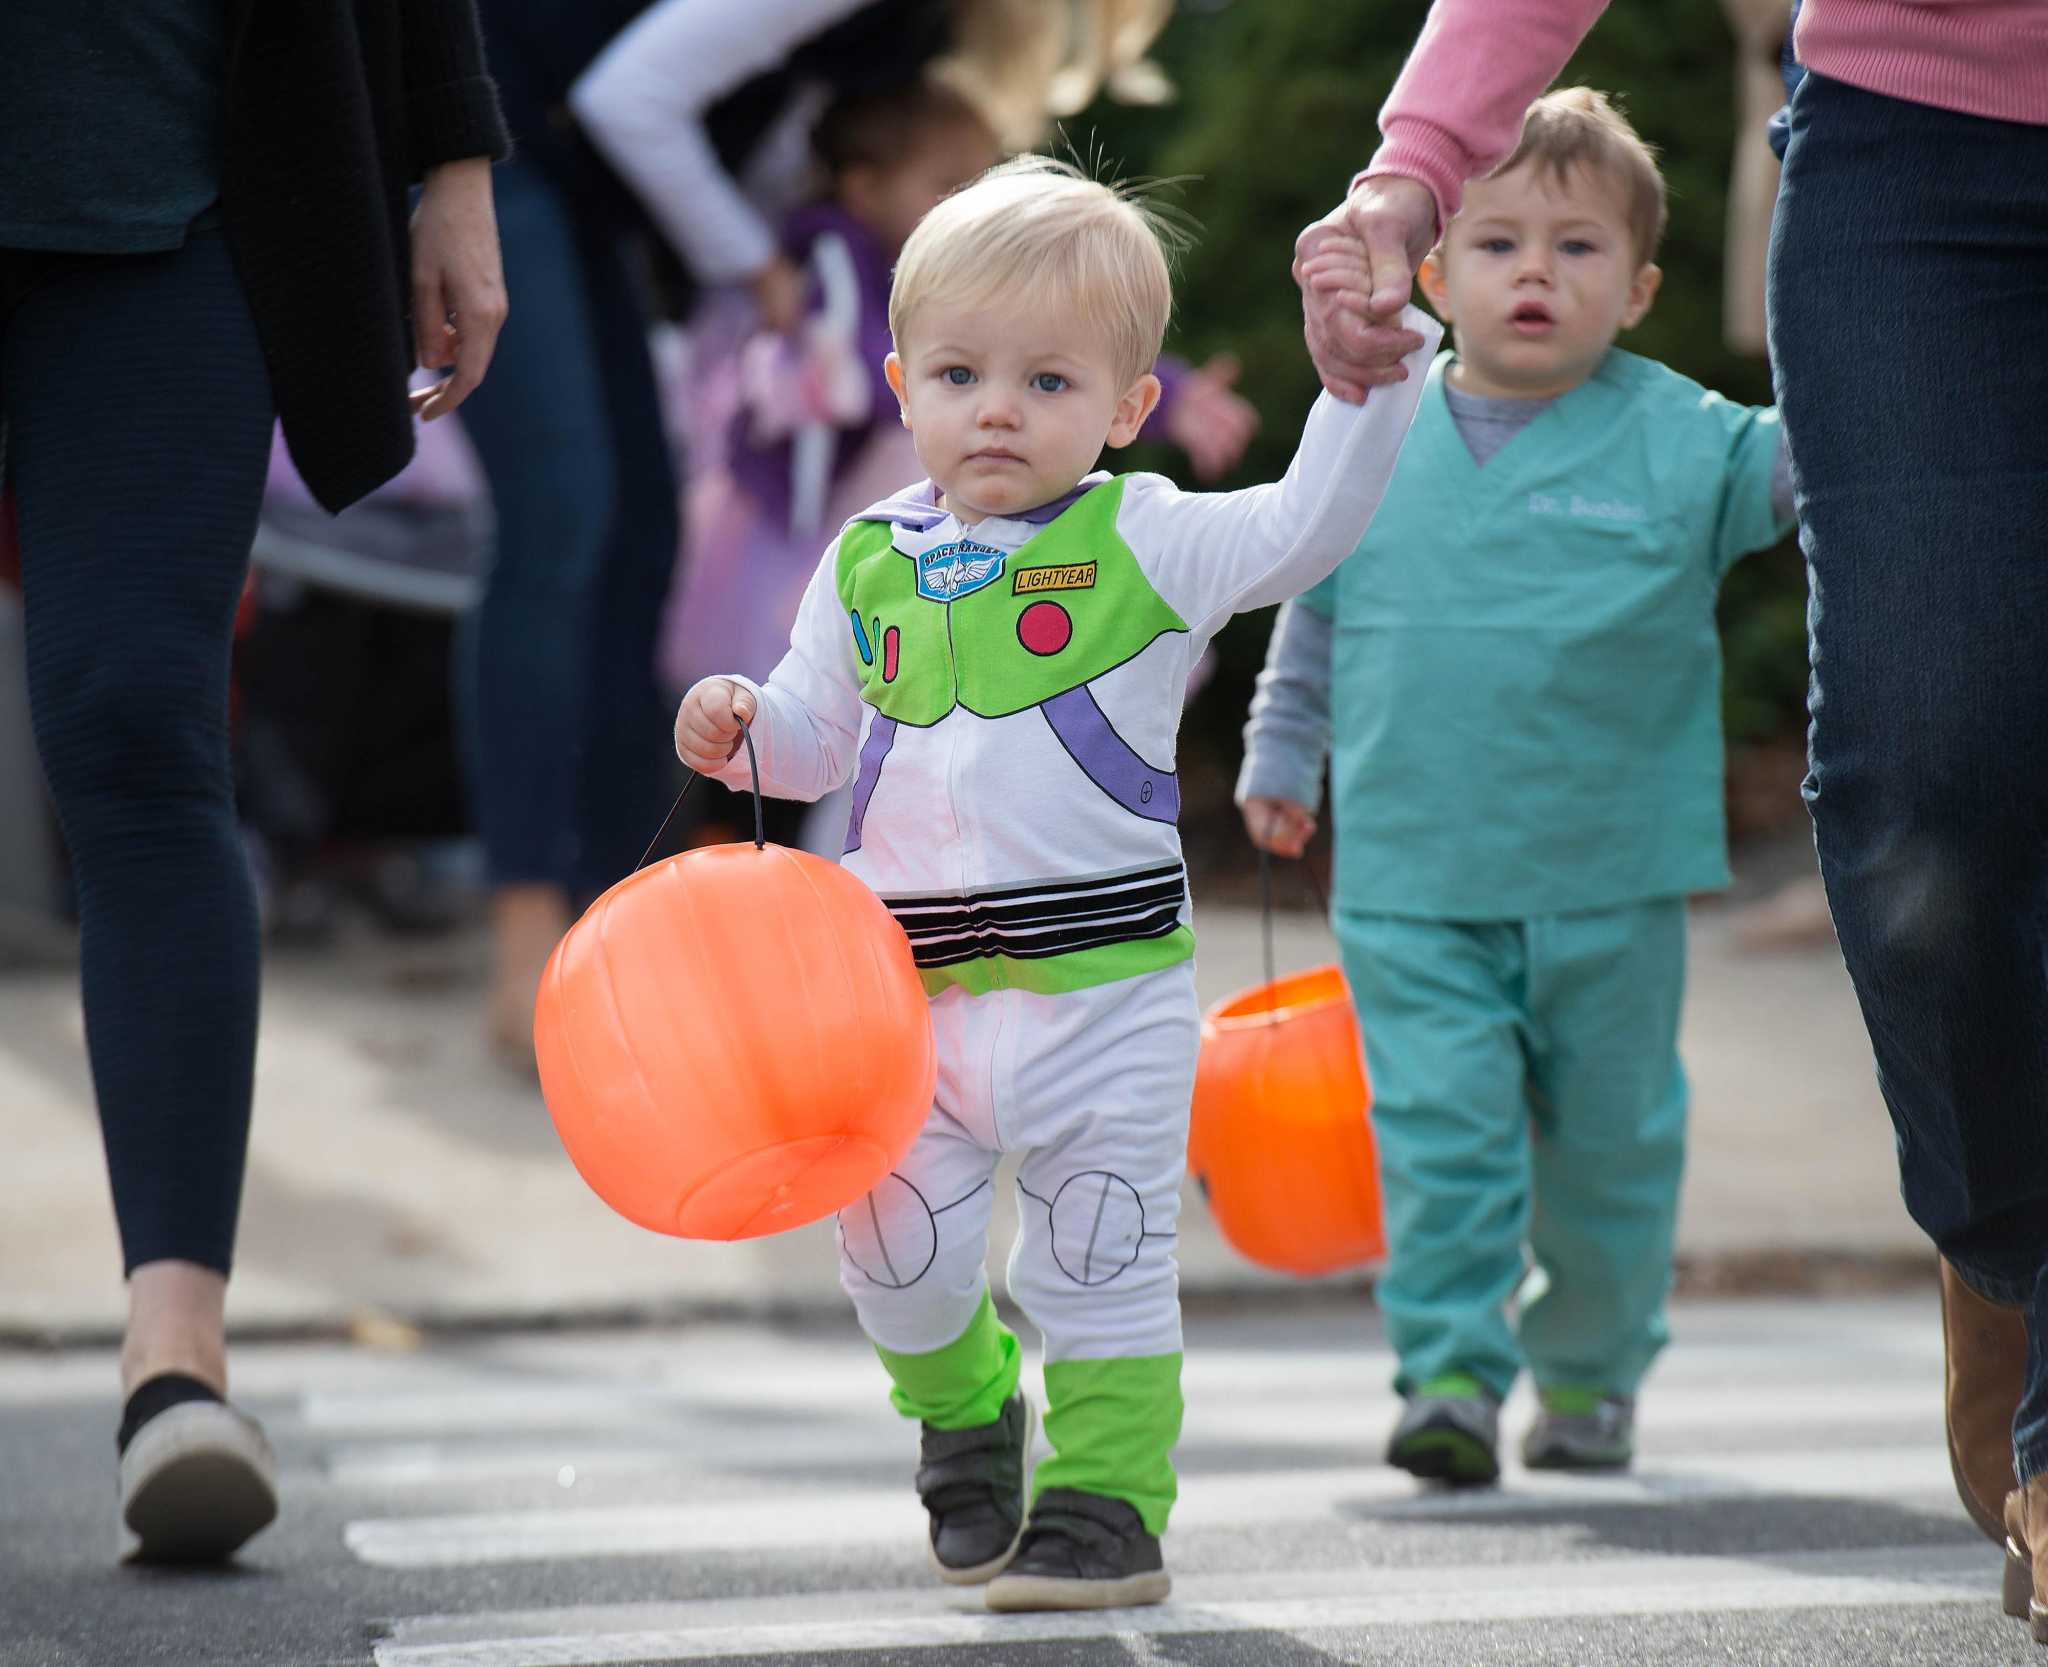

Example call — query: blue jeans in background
[456,159,681,898]
[1768,73,2048,1483]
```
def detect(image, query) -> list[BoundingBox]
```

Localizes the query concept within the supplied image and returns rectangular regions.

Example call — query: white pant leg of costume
[837,963,1197,1358]
[1002,963,1197,1363]
[836,963,1198,1532]
[836,985,1005,1357]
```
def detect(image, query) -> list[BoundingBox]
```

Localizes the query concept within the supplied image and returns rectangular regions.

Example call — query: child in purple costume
[659,82,999,695]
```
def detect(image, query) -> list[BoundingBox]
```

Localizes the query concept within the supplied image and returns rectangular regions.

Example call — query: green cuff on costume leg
[874,1289,1022,1430]
[1038,1353,1183,1535]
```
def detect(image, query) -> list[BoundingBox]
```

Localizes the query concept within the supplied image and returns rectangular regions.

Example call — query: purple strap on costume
[843,714,899,854]
[1040,688,1180,824]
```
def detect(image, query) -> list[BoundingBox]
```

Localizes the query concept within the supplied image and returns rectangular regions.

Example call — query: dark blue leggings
[1,229,274,1276]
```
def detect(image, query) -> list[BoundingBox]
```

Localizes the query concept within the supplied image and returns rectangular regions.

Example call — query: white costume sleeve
[697,534,866,802]
[568,0,870,287]
[1120,307,1441,641]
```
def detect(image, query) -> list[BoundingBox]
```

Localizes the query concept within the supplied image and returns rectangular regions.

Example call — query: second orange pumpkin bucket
[1188,963,1385,1278]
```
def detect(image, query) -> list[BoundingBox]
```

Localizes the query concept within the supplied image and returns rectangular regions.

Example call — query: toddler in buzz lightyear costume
[674,156,1439,1613]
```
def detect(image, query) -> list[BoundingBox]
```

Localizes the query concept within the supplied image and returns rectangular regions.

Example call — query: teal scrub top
[1304,349,1793,920]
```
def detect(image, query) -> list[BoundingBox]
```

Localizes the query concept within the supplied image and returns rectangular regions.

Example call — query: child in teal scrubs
[1239,88,1796,1484]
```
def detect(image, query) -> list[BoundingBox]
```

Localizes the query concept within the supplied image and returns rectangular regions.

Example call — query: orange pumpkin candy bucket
[533,727,935,1240]
[1187,859,1385,1278]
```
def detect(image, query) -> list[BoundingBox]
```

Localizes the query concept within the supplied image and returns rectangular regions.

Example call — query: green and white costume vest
[706,310,1442,996]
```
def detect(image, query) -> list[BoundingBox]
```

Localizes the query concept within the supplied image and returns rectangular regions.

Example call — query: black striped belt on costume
[880,863,1188,970]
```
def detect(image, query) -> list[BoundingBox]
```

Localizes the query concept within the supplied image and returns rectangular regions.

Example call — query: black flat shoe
[117,1374,277,1564]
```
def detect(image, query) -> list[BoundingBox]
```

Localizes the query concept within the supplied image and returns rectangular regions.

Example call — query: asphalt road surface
[3,1293,2034,1667]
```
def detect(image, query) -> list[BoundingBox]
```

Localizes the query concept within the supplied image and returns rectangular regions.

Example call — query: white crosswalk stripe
[373,1549,1993,1667]
[340,1444,1959,1570]
[321,1377,1942,1489]
[281,1297,2001,1664]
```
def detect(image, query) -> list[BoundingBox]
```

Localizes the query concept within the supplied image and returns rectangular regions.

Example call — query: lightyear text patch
[1013,562,1098,596]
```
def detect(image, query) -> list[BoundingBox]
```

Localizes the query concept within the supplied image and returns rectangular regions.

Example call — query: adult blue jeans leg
[3,233,272,1273]
[1768,74,2048,1482]
[568,227,679,897]
[457,162,645,891]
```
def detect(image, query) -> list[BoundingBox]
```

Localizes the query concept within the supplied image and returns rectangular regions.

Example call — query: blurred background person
[655,79,1006,799]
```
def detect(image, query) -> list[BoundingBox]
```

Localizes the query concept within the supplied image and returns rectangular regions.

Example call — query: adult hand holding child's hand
[675,678,759,774]
[1295,174,1436,403]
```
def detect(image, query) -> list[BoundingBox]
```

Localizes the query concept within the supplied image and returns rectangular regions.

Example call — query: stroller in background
[0,404,491,956]
[238,412,493,939]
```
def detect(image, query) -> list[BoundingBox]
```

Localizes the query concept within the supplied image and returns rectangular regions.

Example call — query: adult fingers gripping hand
[1294,174,1437,402]
[1347,174,1438,319]
[408,158,509,422]
[675,678,759,774]
[1241,797,1318,860]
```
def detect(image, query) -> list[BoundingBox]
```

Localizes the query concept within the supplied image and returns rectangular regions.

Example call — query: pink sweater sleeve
[1360,0,1612,234]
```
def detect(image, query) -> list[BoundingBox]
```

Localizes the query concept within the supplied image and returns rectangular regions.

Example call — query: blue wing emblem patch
[915,538,1007,603]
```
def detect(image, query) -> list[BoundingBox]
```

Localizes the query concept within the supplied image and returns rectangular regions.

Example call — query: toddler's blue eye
[1032,372,1067,394]
[944,366,974,385]
[1478,237,1513,255]
[1561,239,1596,256]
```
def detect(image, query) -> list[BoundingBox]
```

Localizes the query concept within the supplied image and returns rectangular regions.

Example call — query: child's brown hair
[1493,87,1668,264]
[813,81,995,184]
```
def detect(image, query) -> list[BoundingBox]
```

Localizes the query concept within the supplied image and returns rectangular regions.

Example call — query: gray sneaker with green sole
[1386,1373,1502,1487]
[1522,1388,1635,1471]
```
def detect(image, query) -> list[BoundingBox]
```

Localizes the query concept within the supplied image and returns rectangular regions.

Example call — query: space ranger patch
[915,538,1007,603]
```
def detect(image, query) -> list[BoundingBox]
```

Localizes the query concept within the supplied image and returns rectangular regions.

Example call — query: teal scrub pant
[1334,900,1689,1400]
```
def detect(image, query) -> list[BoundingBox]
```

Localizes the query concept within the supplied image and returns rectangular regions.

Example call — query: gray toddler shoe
[916,1391,1035,1584]
[1522,1387,1635,1471]
[1386,1372,1502,1486]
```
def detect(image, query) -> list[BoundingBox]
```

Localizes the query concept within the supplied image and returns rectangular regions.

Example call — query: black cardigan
[221,0,508,513]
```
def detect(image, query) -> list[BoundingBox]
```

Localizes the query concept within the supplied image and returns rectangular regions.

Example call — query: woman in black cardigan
[0,0,507,1562]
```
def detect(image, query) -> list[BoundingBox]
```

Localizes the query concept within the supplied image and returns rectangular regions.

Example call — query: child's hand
[1164,353,1260,482]
[1297,232,1373,310]
[675,678,759,774]
[1296,234,1386,403]
[1241,796,1318,859]
[1294,176,1435,403]
[748,255,806,335]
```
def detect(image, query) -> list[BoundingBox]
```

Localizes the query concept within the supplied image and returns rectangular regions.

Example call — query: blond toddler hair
[888,156,1180,387]
[1493,87,1668,264]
